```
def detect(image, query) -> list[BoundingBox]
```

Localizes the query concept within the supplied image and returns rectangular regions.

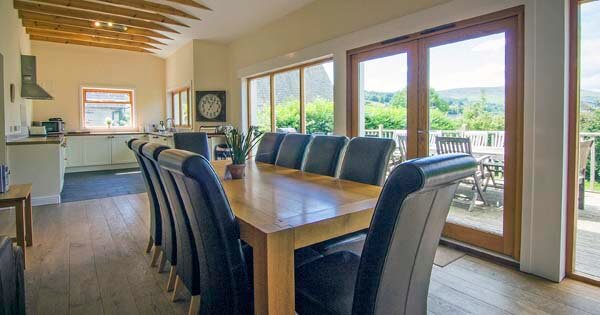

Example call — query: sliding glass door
[349,8,523,257]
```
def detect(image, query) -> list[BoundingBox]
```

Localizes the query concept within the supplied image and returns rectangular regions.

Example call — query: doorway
[348,7,523,258]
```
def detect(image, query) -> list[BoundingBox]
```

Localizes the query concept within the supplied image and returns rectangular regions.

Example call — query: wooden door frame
[566,0,600,286]
[346,6,524,259]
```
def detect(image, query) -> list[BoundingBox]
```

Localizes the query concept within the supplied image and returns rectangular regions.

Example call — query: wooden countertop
[7,136,64,145]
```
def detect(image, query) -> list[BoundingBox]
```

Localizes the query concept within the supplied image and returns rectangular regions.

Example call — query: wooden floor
[1,193,600,315]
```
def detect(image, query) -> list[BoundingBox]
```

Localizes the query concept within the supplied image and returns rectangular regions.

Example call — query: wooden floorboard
[1,193,600,315]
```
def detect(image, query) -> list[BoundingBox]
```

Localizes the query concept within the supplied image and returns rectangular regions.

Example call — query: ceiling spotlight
[94,21,101,27]
[107,22,113,27]
[123,26,128,31]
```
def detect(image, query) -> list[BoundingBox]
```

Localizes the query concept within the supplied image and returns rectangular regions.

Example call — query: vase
[227,164,246,179]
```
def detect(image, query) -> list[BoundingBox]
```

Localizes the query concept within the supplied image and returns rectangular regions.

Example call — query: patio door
[348,7,523,258]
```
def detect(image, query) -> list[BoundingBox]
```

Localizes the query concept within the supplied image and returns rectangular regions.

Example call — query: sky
[360,3,600,93]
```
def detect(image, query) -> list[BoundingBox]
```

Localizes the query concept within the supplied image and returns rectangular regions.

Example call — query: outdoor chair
[579,139,594,210]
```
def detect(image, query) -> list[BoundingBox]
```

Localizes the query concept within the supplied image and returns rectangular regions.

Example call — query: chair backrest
[255,132,286,164]
[394,133,408,163]
[140,141,178,266]
[302,135,349,176]
[0,236,25,315]
[275,133,313,169]
[580,140,594,175]
[352,154,476,315]
[128,139,162,246]
[159,149,251,314]
[173,132,211,159]
[464,131,488,147]
[435,136,472,155]
[338,137,396,186]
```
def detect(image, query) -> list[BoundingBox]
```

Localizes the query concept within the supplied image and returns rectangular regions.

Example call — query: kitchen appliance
[29,126,47,137]
[41,120,65,135]
[21,55,53,100]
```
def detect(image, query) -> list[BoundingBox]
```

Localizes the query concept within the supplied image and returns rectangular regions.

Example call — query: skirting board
[32,194,61,206]
[66,163,138,173]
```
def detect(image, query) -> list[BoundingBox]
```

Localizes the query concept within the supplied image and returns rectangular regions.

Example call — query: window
[82,88,134,129]
[171,87,191,127]
[248,59,334,134]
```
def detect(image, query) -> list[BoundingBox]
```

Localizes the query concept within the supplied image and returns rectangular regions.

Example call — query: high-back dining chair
[295,154,477,315]
[128,140,162,257]
[275,133,313,169]
[159,149,253,315]
[173,132,210,159]
[338,137,396,186]
[255,132,286,164]
[302,135,349,176]
[139,142,179,280]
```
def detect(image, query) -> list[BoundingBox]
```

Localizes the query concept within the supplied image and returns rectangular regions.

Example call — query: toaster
[29,126,47,137]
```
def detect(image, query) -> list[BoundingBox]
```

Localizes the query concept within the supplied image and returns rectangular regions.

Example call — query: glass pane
[304,61,334,134]
[85,103,132,128]
[428,32,506,235]
[274,69,300,132]
[249,76,272,132]
[576,0,600,279]
[85,90,130,102]
[173,93,180,126]
[359,53,408,160]
[181,90,189,126]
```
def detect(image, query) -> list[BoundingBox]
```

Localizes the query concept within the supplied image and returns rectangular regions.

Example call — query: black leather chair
[255,132,286,164]
[173,132,210,159]
[275,133,313,169]
[158,149,252,314]
[302,135,349,176]
[338,137,396,186]
[295,154,477,315]
[127,139,162,258]
[138,142,179,283]
[0,236,25,315]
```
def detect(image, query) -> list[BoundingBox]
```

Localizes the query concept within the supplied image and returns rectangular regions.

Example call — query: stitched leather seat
[275,133,313,169]
[302,135,349,176]
[295,154,477,315]
[338,137,396,186]
[0,236,25,315]
[173,132,210,159]
[128,139,162,250]
[138,141,178,269]
[255,132,286,164]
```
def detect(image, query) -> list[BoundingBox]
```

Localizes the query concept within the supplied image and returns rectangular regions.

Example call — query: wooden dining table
[211,159,382,315]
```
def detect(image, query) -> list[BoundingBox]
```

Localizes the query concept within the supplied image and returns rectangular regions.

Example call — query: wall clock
[196,90,226,122]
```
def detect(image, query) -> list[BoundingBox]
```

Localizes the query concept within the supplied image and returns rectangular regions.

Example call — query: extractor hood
[21,55,53,100]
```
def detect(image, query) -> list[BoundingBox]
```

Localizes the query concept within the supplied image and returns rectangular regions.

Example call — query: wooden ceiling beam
[26,28,160,50]
[14,1,180,33]
[97,0,200,20]
[164,0,211,10]
[19,11,173,39]
[25,0,189,27]
[22,20,166,45]
[29,34,152,53]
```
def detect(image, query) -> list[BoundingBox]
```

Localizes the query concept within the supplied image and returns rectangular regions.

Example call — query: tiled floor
[61,168,145,202]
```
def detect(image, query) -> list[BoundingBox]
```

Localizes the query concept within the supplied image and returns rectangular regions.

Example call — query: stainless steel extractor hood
[21,55,53,100]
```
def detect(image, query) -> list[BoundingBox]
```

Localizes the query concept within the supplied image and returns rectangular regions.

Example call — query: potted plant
[225,126,263,179]
[105,117,113,128]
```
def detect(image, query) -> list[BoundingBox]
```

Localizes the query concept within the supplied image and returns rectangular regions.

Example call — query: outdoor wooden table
[0,184,33,268]
[211,160,382,315]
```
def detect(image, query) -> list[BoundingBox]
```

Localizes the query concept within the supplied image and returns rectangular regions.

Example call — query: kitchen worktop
[66,131,147,136]
[6,135,64,145]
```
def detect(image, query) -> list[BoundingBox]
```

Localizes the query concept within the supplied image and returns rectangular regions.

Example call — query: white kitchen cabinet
[65,136,84,167]
[148,134,173,147]
[82,136,112,166]
[111,135,137,164]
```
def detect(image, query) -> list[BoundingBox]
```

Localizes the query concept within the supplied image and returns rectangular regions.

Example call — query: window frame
[81,87,135,130]
[247,58,334,133]
[171,87,192,128]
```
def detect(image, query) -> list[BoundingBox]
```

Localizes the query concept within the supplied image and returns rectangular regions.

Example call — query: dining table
[211,159,382,315]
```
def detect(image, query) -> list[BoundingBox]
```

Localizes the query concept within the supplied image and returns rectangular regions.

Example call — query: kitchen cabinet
[82,136,112,166]
[65,134,142,172]
[65,136,84,167]
[148,134,173,147]
[110,135,137,164]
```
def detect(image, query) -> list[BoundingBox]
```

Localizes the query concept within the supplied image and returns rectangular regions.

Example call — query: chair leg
[150,246,161,267]
[171,276,182,302]
[145,236,153,254]
[473,175,488,206]
[189,295,201,315]
[157,251,167,273]
[166,266,177,292]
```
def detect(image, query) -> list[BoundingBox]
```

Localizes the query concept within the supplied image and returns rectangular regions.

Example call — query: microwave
[41,121,65,134]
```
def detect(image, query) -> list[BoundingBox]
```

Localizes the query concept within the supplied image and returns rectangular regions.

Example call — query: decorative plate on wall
[196,90,226,122]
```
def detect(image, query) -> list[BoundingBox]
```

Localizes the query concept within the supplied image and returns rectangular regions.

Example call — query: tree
[460,92,504,131]
[390,89,407,108]
[429,88,450,112]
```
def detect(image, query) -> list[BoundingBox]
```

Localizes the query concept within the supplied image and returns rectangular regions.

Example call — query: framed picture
[196,90,226,122]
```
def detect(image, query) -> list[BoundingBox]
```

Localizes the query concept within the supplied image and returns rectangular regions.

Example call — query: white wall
[229,0,569,281]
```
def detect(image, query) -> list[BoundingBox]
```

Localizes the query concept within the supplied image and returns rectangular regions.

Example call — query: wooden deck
[1,193,600,314]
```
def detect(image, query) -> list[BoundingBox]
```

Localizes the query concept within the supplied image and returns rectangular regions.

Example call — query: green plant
[225,126,264,165]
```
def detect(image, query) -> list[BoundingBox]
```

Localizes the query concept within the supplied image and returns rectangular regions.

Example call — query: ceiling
[15,0,316,58]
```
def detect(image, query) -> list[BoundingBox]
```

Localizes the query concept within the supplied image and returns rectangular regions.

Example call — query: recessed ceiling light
[94,21,101,27]
[123,26,128,31]
[107,22,113,27]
